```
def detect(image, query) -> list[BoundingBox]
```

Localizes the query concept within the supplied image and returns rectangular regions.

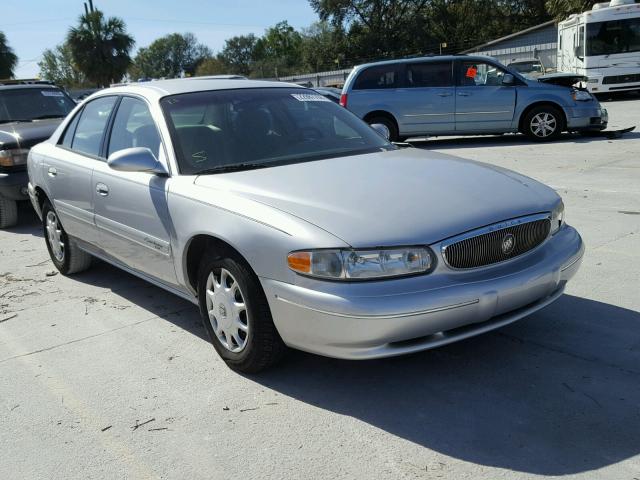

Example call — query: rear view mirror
[502,73,515,86]
[107,147,168,175]
[370,123,390,140]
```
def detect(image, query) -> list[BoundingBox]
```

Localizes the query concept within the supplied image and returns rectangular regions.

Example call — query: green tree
[67,7,134,87]
[545,0,599,20]
[254,21,303,76]
[195,56,229,76]
[218,34,259,75]
[130,33,211,79]
[38,42,87,88]
[0,32,18,79]
[300,21,347,72]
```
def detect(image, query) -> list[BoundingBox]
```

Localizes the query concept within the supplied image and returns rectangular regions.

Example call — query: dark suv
[0,83,76,228]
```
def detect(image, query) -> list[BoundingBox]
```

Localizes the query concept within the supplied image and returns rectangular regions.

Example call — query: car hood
[0,118,63,150]
[194,148,560,247]
[536,73,587,88]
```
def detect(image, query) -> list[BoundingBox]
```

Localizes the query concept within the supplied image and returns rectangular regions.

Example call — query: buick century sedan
[27,79,584,372]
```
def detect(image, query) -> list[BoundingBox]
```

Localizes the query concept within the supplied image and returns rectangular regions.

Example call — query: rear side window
[60,112,81,148]
[71,96,117,158]
[353,65,402,90]
[407,62,452,88]
[107,97,161,158]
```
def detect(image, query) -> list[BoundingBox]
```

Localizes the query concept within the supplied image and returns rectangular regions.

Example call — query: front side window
[70,96,117,158]
[107,97,161,158]
[161,88,393,175]
[459,61,507,87]
[587,18,640,56]
[353,65,402,90]
[406,62,452,88]
[0,88,75,124]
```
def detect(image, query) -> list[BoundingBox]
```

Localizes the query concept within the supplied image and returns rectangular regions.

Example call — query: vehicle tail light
[339,94,348,108]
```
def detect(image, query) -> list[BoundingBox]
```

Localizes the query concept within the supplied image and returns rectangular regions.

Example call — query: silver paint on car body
[28,78,584,360]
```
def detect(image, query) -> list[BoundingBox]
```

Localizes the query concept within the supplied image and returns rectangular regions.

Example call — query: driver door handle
[96,183,109,196]
[437,92,452,97]
[47,167,57,177]
[458,92,470,97]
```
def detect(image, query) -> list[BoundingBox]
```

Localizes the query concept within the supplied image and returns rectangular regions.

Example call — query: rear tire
[366,115,399,142]
[0,195,18,229]
[42,201,92,275]
[522,106,564,141]
[197,251,286,373]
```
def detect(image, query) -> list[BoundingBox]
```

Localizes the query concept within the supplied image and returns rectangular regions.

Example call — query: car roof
[354,55,497,71]
[0,83,61,91]
[94,78,303,102]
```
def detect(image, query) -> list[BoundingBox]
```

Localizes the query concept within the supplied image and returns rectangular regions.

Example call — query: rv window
[586,17,640,56]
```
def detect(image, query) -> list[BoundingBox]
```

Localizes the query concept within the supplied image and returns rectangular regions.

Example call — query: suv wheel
[0,195,18,229]
[42,201,92,275]
[197,252,286,373]
[523,106,563,141]
[366,116,399,142]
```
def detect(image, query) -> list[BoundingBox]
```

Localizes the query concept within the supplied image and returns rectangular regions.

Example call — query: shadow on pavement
[409,131,640,151]
[250,294,640,476]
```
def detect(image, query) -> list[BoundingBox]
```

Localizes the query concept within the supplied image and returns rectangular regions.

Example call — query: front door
[43,96,118,245]
[455,60,516,132]
[93,96,177,285]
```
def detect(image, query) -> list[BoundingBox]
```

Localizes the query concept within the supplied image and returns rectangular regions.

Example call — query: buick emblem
[218,304,227,318]
[501,233,515,255]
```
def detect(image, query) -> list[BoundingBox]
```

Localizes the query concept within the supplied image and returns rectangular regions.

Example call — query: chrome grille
[442,217,550,269]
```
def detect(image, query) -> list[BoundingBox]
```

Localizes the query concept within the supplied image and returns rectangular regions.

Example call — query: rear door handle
[437,92,452,97]
[47,167,57,177]
[458,92,470,97]
[96,183,109,196]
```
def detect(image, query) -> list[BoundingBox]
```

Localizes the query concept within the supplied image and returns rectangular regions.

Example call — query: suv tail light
[339,94,348,108]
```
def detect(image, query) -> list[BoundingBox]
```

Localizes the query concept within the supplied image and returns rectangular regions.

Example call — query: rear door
[454,60,516,132]
[92,95,177,285]
[43,96,118,245]
[400,60,455,134]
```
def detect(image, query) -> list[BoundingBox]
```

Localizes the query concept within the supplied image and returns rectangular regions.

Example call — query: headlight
[571,90,592,102]
[288,247,434,280]
[0,148,29,167]
[587,77,600,84]
[551,201,565,234]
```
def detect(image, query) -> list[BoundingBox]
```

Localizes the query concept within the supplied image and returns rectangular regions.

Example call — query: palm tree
[67,7,134,87]
[0,32,18,79]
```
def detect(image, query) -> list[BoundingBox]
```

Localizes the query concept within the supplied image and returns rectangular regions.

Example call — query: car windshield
[587,17,640,56]
[0,88,75,123]
[160,87,393,175]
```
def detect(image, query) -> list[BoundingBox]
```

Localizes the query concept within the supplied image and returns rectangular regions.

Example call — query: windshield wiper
[195,163,268,175]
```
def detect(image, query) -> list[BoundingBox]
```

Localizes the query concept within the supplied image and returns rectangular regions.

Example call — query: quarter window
[353,65,402,90]
[60,111,81,148]
[70,96,117,158]
[107,97,161,158]
[458,62,507,87]
[406,62,452,88]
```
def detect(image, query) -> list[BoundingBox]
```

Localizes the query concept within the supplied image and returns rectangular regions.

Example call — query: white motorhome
[557,0,640,93]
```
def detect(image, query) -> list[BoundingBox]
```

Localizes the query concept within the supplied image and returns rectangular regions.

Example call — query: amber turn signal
[287,251,311,273]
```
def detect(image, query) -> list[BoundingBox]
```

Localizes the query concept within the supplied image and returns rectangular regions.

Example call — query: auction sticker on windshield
[291,93,331,102]
[41,90,64,97]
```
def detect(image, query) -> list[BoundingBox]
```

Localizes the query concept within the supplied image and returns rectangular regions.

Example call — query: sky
[1,0,318,78]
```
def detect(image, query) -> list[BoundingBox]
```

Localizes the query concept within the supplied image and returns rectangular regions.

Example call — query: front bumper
[0,171,29,201]
[261,225,584,359]
[566,104,608,131]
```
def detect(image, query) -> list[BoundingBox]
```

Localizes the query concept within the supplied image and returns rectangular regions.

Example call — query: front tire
[42,201,92,275]
[197,252,286,373]
[366,115,400,142]
[522,106,564,141]
[0,194,18,229]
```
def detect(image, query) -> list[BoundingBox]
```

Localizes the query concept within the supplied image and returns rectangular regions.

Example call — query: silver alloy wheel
[205,268,249,353]
[530,112,557,138]
[46,211,65,262]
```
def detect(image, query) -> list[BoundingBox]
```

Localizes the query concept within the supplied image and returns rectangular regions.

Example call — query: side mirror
[502,73,515,86]
[574,46,584,59]
[107,147,168,175]
[370,123,390,140]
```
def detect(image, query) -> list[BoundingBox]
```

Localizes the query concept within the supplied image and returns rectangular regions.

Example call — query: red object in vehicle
[340,93,348,107]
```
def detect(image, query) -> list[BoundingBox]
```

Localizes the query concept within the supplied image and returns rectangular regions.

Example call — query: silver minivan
[340,55,608,142]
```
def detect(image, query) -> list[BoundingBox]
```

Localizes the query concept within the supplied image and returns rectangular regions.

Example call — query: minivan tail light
[339,94,348,108]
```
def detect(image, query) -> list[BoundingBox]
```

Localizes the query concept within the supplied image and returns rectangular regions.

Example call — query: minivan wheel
[523,106,563,141]
[366,115,399,142]
[0,194,18,229]
[42,201,92,275]
[197,252,286,373]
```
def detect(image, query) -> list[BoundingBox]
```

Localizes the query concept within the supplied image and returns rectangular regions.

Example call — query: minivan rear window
[407,62,452,88]
[353,65,402,90]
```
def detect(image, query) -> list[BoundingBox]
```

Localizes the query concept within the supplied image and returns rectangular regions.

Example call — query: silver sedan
[27,79,584,372]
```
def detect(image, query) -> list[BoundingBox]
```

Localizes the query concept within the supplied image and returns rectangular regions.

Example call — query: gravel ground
[1,97,639,480]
